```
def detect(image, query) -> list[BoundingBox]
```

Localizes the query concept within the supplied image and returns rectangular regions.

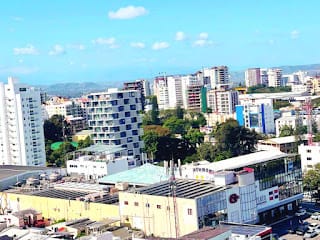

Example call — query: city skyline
[1,0,319,85]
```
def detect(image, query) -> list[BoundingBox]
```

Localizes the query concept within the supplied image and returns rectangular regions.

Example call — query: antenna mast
[304,97,313,146]
[170,159,179,238]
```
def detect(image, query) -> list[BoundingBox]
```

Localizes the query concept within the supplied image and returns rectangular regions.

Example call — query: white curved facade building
[0,77,46,166]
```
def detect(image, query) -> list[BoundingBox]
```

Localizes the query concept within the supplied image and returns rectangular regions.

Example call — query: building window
[307,149,312,153]
[145,203,150,208]
[307,157,312,161]
[124,99,129,104]
[125,112,130,117]
[187,208,192,215]
[124,201,128,205]
[156,205,161,209]
[130,105,136,110]
[134,202,139,207]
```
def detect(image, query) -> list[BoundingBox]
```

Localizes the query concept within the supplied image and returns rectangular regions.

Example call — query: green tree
[184,128,204,148]
[163,116,186,135]
[214,119,258,157]
[77,136,93,149]
[143,125,171,137]
[303,163,320,191]
[175,106,184,119]
[197,143,216,162]
[142,131,159,161]
[150,95,160,125]
[279,125,295,137]
[44,114,64,142]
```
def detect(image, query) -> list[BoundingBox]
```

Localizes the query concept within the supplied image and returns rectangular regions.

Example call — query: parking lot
[272,201,320,239]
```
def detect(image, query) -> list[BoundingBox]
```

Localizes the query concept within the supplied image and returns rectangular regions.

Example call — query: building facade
[236,99,275,134]
[207,89,239,114]
[85,89,144,166]
[298,144,320,173]
[245,68,261,87]
[0,77,46,166]
[267,69,283,87]
[203,66,230,90]
[119,150,303,238]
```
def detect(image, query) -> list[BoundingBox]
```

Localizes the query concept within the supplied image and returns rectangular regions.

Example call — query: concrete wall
[119,191,198,238]
[5,192,119,222]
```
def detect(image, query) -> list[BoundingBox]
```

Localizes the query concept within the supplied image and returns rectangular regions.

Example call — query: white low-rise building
[66,145,134,180]
[298,143,320,173]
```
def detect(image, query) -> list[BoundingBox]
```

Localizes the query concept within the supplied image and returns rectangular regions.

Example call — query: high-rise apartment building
[85,88,144,166]
[245,68,261,87]
[203,66,230,90]
[267,69,282,87]
[153,76,169,110]
[207,89,239,114]
[167,76,183,109]
[123,79,150,110]
[0,77,46,166]
[260,69,268,86]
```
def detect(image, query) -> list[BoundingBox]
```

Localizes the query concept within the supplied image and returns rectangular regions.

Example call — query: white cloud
[152,41,170,50]
[193,32,213,47]
[199,32,209,40]
[175,31,186,41]
[291,30,299,39]
[68,44,86,50]
[108,6,148,20]
[49,44,66,56]
[130,42,145,48]
[13,44,38,55]
[92,37,119,48]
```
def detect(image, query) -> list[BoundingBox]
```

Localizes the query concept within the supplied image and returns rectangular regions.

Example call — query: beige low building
[119,179,227,238]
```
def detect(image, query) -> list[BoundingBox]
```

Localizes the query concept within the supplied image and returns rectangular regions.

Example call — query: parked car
[311,212,320,220]
[314,225,320,234]
[309,222,319,231]
[296,225,309,235]
[295,209,307,216]
[304,229,318,238]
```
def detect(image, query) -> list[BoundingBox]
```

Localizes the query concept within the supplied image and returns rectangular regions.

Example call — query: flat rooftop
[135,179,224,199]
[0,165,60,181]
[207,150,289,171]
[220,222,271,237]
[76,144,125,154]
[99,163,170,186]
[259,135,307,145]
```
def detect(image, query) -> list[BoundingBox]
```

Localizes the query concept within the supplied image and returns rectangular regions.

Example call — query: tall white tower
[0,77,46,166]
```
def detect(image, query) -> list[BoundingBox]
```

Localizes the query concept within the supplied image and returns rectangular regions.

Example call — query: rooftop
[76,144,125,154]
[0,165,60,181]
[181,226,230,239]
[99,163,170,186]
[134,179,224,199]
[207,150,289,171]
[259,135,307,145]
[220,222,271,237]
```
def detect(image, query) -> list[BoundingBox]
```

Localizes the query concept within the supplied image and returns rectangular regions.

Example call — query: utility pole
[169,159,179,238]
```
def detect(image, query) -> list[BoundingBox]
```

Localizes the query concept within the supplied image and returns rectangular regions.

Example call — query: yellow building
[72,130,92,142]
[119,179,226,238]
[2,183,119,223]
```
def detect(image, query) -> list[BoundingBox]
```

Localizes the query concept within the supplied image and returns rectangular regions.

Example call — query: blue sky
[1,0,319,85]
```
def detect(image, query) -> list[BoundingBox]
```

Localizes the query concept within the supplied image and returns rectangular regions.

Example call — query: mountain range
[40,63,320,98]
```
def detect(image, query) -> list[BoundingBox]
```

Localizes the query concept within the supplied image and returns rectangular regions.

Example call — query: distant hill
[38,81,122,98]
[39,63,320,97]
[230,63,320,86]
